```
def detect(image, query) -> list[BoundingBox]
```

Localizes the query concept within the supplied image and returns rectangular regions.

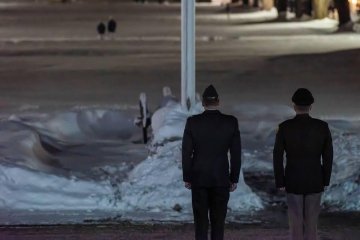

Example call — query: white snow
[0,108,140,212]
[0,103,359,224]
[196,7,278,22]
[0,164,114,211]
[119,103,264,217]
[15,108,138,144]
[0,103,263,220]
[322,121,360,210]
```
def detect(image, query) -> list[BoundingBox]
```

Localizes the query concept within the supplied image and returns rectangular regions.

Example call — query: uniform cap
[202,85,219,101]
[292,88,314,106]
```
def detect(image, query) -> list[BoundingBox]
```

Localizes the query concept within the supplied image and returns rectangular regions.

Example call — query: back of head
[292,88,314,113]
[202,85,219,107]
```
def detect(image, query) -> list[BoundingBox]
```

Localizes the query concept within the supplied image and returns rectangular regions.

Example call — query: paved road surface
[1,212,359,240]
[0,1,360,117]
[0,223,359,240]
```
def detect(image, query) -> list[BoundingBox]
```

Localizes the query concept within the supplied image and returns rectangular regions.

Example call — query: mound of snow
[0,121,58,172]
[0,164,115,210]
[119,103,263,216]
[323,124,360,211]
[16,108,137,144]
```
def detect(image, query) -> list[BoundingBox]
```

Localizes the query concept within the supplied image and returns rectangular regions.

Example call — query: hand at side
[230,182,237,192]
[184,182,191,190]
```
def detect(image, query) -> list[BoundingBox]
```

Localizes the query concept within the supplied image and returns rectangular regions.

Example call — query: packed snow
[119,103,263,217]
[0,102,359,224]
[0,103,264,220]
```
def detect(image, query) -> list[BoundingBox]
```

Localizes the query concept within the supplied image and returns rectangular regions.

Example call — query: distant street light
[181,0,196,110]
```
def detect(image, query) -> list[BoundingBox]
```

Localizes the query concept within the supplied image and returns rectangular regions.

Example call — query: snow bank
[119,103,263,216]
[151,103,201,144]
[0,108,139,172]
[0,164,114,210]
[323,122,360,211]
[17,108,137,144]
[0,108,139,211]
[0,121,58,172]
[231,105,360,211]
[0,104,358,219]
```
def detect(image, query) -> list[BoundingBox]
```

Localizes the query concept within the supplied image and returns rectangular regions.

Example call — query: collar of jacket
[203,109,220,114]
[294,113,310,119]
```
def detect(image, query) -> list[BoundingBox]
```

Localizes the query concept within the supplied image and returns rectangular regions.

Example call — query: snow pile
[0,108,139,211]
[0,108,139,172]
[0,121,55,172]
[119,103,264,216]
[151,102,201,144]
[233,104,294,172]
[0,164,114,210]
[15,108,137,144]
[0,103,358,219]
[232,105,360,211]
[323,121,360,211]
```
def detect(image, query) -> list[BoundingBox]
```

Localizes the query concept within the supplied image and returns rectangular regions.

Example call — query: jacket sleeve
[229,118,241,183]
[322,124,333,186]
[273,125,286,188]
[182,118,194,182]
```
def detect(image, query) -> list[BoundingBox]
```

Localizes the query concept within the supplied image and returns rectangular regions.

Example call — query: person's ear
[309,105,312,111]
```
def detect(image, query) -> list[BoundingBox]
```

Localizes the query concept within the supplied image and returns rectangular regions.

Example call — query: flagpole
[181,0,196,110]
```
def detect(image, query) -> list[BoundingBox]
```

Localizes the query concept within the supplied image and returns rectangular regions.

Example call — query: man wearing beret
[273,88,333,240]
[182,85,241,240]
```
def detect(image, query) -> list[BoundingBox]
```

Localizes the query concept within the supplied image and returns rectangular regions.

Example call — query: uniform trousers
[191,187,230,240]
[287,192,322,240]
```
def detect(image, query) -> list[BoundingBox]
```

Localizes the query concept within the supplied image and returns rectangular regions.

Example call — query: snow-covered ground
[0,101,359,224]
[0,102,263,223]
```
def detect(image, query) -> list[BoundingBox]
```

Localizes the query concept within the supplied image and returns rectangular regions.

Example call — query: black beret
[292,88,314,106]
[202,85,219,100]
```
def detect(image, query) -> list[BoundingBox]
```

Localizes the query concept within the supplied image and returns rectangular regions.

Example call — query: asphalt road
[0,1,360,117]
[1,211,359,239]
[0,222,359,240]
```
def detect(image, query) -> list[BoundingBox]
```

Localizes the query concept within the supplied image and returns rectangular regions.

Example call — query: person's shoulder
[186,113,201,122]
[278,118,293,128]
[310,117,329,128]
[220,113,238,123]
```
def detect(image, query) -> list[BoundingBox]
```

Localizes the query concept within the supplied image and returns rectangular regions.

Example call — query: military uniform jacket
[273,114,333,194]
[182,110,241,187]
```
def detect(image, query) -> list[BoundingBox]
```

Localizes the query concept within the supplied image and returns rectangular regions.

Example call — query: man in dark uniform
[182,85,241,240]
[107,17,117,38]
[273,88,333,240]
[97,22,106,40]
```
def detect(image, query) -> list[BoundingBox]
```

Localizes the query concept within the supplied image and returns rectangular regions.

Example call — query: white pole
[181,0,196,110]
